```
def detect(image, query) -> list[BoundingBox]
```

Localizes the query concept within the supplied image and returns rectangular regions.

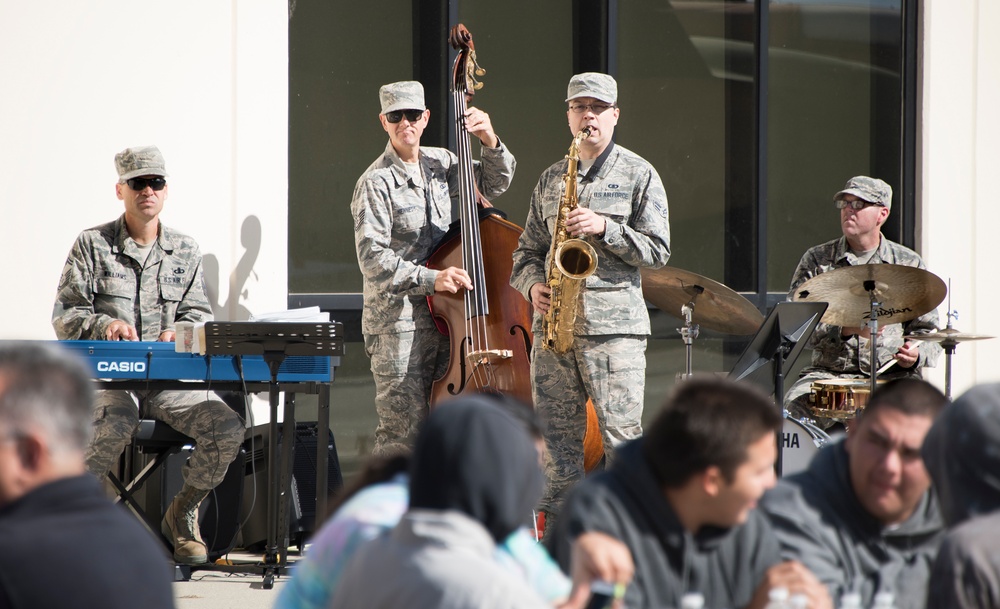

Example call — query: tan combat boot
[161,485,211,565]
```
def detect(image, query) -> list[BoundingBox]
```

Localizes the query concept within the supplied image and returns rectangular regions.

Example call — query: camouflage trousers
[532,334,646,517]
[86,389,244,491]
[365,329,449,455]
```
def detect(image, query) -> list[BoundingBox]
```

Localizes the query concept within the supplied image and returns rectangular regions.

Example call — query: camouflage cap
[114,145,168,181]
[566,72,618,104]
[835,176,892,210]
[379,81,426,115]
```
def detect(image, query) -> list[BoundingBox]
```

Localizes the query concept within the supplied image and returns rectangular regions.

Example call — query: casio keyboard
[62,340,340,384]
[59,324,345,586]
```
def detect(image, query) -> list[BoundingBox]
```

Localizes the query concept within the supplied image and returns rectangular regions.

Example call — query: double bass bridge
[466,348,514,367]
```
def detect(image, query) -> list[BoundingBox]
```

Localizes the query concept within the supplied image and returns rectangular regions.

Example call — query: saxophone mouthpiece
[581,127,592,137]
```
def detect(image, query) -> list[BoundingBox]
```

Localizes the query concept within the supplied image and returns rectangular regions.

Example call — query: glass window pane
[766,0,903,292]
[288,0,411,295]
[618,0,757,415]
[455,1,573,227]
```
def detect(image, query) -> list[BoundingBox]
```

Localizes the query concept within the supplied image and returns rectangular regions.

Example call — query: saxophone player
[510,73,671,532]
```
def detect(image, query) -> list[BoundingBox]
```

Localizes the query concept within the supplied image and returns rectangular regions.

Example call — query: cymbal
[641,266,764,335]
[791,264,946,327]
[906,328,995,345]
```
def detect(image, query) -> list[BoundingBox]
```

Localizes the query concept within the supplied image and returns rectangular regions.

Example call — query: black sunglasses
[125,177,167,191]
[384,109,425,124]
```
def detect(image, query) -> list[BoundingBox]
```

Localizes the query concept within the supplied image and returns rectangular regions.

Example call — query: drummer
[784,176,942,428]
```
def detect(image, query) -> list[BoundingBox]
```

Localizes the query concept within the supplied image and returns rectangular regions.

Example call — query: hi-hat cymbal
[641,267,764,335]
[906,328,995,346]
[791,264,946,327]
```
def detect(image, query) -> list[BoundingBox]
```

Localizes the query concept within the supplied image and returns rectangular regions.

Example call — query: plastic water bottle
[763,586,790,609]
[680,592,705,609]
[789,593,809,609]
[871,592,897,609]
[837,592,863,609]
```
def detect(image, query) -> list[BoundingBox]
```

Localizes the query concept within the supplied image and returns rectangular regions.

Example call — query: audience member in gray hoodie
[761,378,947,609]
[922,382,1000,609]
[550,377,832,609]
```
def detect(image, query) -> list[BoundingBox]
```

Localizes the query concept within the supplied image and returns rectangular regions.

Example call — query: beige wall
[920,0,1000,397]
[0,1,288,339]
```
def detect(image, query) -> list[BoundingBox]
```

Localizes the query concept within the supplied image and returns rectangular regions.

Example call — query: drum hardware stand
[677,293,702,379]
[727,302,828,476]
[936,282,960,400]
[864,280,882,395]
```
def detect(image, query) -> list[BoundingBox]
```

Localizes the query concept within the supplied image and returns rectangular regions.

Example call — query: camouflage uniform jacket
[788,234,941,375]
[510,143,670,336]
[352,140,516,335]
[53,215,213,341]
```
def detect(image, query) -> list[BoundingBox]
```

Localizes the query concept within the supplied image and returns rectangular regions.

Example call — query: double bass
[428,24,604,472]
[427,24,532,405]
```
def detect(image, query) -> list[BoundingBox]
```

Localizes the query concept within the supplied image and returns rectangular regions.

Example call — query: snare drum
[780,416,830,476]
[807,379,886,420]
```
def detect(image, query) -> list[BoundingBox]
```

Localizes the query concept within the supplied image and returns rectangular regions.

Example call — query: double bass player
[510,73,671,533]
[351,80,516,455]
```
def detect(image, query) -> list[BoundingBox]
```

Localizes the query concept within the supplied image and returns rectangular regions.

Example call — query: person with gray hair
[922,382,1000,609]
[0,341,175,609]
[783,176,942,428]
[51,145,245,565]
[351,81,516,454]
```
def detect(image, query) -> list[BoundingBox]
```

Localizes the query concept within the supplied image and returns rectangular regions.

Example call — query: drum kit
[641,263,994,474]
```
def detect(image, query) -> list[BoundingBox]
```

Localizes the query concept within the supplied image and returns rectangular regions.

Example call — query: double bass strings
[452,88,494,388]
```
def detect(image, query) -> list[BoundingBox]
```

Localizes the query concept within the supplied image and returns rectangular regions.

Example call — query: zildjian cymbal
[641,266,764,335]
[791,264,947,327]
[906,327,995,347]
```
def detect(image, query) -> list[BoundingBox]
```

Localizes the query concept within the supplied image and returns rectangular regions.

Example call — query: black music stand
[202,321,343,588]
[728,302,826,476]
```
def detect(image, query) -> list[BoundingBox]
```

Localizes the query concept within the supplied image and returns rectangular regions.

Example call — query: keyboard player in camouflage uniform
[351,81,515,455]
[784,176,941,428]
[510,73,671,528]
[51,145,244,565]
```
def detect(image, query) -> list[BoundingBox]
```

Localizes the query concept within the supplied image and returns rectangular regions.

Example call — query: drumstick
[877,359,897,375]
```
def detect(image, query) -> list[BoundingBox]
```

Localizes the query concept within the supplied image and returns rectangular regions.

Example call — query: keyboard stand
[199,321,343,588]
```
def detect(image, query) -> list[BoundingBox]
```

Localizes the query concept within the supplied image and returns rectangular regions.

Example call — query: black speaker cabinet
[239,422,343,551]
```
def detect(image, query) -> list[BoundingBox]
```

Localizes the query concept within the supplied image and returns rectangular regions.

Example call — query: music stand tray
[728,301,828,404]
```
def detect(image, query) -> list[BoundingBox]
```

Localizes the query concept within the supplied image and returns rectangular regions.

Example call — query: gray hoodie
[550,440,780,609]
[760,439,943,609]
[922,383,1000,609]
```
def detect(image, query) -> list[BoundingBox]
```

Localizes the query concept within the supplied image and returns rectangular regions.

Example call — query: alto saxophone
[542,127,599,353]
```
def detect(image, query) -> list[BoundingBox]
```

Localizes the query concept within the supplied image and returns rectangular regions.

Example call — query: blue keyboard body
[60,340,335,383]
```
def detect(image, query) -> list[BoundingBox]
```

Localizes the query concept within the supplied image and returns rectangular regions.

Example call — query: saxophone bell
[555,239,598,280]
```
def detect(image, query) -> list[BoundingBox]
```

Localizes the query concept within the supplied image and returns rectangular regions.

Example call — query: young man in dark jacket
[762,378,947,609]
[550,377,831,609]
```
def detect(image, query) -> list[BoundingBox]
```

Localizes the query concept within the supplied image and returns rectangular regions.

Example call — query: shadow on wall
[203,215,261,322]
